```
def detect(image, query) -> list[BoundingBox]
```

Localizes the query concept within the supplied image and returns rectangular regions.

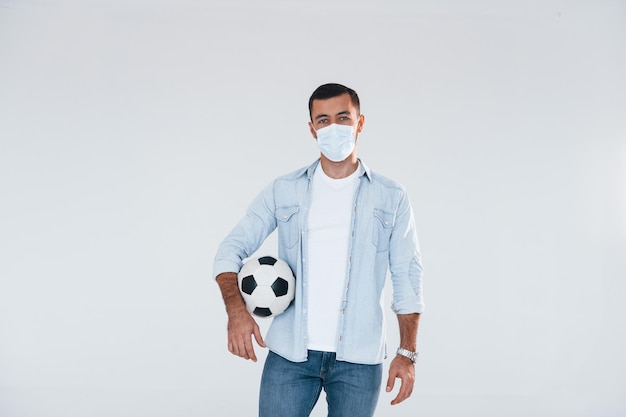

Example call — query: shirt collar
[305,158,372,182]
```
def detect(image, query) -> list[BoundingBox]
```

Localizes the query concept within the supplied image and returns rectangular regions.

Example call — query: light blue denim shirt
[213,159,424,365]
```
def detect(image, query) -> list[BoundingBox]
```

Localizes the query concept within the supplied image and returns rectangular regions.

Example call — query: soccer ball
[238,256,295,318]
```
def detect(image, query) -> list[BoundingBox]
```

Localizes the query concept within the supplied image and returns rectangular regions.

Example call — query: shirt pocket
[276,205,300,249]
[372,208,395,252]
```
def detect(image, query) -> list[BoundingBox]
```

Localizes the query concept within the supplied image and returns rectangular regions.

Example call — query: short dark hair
[308,83,360,120]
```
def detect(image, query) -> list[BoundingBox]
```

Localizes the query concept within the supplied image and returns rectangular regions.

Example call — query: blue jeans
[259,350,382,417]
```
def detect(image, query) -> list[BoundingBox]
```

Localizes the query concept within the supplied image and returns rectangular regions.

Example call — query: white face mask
[315,123,356,162]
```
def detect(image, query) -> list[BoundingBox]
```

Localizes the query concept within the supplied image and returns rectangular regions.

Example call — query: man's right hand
[226,306,266,362]
[216,272,266,362]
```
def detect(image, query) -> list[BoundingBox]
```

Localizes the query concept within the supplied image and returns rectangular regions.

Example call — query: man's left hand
[385,355,415,405]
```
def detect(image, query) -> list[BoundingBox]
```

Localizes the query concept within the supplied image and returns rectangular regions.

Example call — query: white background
[1,1,625,416]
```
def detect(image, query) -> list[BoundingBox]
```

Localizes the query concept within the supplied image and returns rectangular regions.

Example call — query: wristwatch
[396,347,418,363]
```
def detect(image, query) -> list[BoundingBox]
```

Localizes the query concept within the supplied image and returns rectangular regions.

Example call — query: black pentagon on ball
[271,277,289,297]
[240,275,257,295]
[253,307,273,317]
[258,256,277,266]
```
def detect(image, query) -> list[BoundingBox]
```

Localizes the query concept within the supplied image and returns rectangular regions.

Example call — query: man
[214,83,424,417]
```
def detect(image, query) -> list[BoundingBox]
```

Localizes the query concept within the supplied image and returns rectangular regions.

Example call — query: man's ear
[309,121,317,139]
[356,114,365,134]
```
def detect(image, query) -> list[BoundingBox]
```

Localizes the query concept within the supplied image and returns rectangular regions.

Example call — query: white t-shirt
[306,163,361,352]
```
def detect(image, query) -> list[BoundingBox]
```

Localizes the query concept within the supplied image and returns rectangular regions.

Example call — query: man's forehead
[311,94,356,115]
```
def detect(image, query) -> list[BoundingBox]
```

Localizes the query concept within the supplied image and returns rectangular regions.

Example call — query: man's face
[309,93,364,139]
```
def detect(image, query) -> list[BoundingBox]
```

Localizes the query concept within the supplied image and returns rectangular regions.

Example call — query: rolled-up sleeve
[388,190,424,314]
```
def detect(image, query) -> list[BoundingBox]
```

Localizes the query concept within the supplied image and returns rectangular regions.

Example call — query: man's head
[308,83,365,165]
[308,83,364,136]
[308,83,360,120]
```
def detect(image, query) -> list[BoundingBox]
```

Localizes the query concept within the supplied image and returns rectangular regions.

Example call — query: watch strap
[396,347,418,363]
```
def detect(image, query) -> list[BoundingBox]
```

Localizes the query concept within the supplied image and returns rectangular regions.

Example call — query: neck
[319,154,359,179]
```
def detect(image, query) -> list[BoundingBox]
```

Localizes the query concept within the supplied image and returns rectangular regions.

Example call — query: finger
[240,336,253,360]
[253,324,266,348]
[231,335,248,359]
[228,334,237,355]
[245,337,257,362]
[385,371,396,393]
[391,375,414,405]
[231,337,241,357]
[391,383,408,405]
